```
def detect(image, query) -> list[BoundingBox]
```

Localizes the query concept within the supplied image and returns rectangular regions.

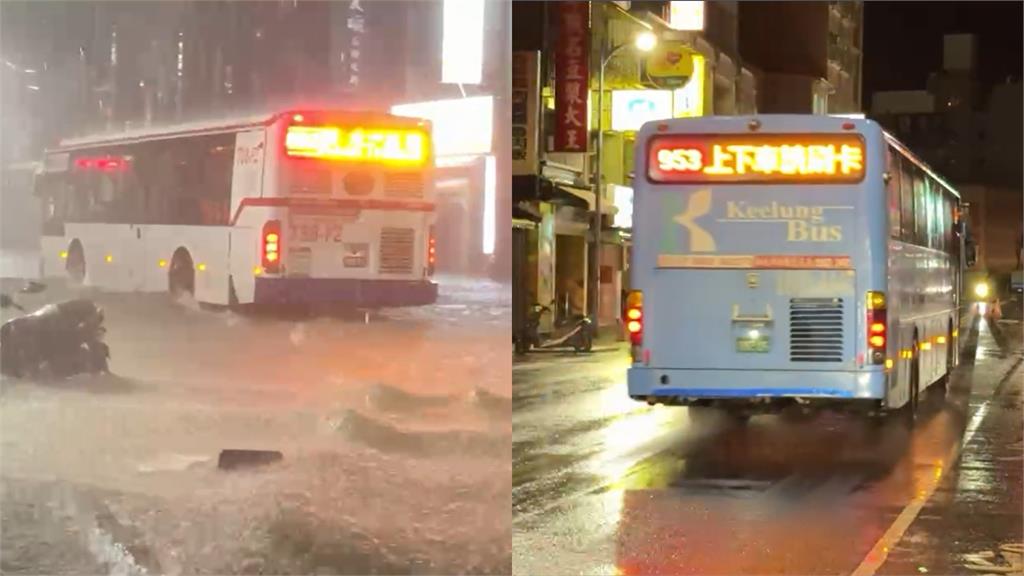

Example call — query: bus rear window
[647,133,865,184]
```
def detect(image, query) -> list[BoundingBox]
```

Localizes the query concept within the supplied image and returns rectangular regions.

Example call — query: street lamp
[590,30,657,325]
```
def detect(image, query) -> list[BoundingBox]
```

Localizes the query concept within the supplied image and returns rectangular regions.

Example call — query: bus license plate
[736,336,770,353]
[291,221,343,243]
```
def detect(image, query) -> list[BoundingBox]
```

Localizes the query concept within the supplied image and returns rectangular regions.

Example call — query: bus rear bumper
[254,277,438,306]
[627,367,886,403]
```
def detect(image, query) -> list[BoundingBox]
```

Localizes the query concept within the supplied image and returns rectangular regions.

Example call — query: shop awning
[513,201,542,222]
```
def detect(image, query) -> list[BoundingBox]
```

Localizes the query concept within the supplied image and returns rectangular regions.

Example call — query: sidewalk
[878,316,1024,576]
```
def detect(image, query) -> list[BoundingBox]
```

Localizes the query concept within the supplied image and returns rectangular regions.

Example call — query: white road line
[851,357,1020,576]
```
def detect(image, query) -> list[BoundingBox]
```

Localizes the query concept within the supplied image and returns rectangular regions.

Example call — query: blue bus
[625,115,963,420]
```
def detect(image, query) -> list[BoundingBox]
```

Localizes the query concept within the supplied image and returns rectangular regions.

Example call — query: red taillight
[262,220,282,273]
[867,291,887,365]
[625,291,644,347]
[427,226,436,276]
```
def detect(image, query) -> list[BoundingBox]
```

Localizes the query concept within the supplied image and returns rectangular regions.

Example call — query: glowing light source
[920,341,932,351]
[626,308,642,320]
[649,134,866,183]
[672,53,706,118]
[627,320,642,333]
[392,96,493,157]
[441,0,484,85]
[158,259,167,267]
[60,250,68,259]
[612,90,673,132]
[285,126,428,165]
[869,335,885,348]
[196,263,206,272]
[105,254,113,263]
[634,31,658,52]
[974,282,990,298]
[937,336,947,344]
[668,1,705,31]
[885,358,894,369]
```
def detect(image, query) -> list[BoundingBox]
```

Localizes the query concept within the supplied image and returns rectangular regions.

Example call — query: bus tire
[228,276,240,308]
[904,338,920,424]
[66,240,85,285]
[168,248,195,299]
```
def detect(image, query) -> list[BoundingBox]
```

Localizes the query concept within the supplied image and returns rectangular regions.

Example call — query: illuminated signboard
[285,126,428,165]
[392,96,493,157]
[668,1,704,31]
[672,53,705,118]
[648,133,865,184]
[611,90,673,132]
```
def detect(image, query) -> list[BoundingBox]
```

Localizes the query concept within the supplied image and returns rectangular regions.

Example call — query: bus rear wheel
[904,339,920,425]
[168,249,195,299]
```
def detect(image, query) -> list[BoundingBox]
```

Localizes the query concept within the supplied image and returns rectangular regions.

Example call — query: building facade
[871,34,1023,288]
[511,0,864,339]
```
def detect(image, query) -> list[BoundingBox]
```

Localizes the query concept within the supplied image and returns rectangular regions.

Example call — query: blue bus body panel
[627,368,886,400]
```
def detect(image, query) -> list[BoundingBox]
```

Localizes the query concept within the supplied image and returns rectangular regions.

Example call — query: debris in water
[218,449,284,470]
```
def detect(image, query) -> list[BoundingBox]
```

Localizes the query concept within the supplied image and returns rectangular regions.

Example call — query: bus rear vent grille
[383,172,423,197]
[379,227,415,274]
[789,298,844,363]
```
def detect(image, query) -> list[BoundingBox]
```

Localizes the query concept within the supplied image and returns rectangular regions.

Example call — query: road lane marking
[850,401,990,576]
[852,351,1024,576]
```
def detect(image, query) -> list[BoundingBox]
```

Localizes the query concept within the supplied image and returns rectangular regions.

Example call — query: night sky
[863,1,1023,103]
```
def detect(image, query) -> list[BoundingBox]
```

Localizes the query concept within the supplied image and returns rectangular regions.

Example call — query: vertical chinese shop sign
[553,1,590,152]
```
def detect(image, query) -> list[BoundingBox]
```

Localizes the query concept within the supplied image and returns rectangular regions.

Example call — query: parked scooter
[515,302,593,354]
[0,282,109,378]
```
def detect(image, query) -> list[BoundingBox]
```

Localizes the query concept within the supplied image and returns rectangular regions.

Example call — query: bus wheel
[933,323,954,393]
[66,241,85,285]
[228,276,240,308]
[904,340,920,425]
[168,249,195,299]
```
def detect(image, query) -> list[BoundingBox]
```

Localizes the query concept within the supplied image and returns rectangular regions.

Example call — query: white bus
[35,110,438,306]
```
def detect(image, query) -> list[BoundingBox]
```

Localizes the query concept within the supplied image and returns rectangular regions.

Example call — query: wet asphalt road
[1,276,512,575]
[512,309,1023,575]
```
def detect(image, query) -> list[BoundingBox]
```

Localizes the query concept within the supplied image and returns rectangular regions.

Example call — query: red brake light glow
[285,125,428,165]
[427,226,437,276]
[625,291,644,347]
[262,221,282,272]
[866,291,887,365]
[75,156,129,172]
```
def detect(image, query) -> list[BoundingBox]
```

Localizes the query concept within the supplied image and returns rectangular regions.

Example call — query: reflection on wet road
[512,312,1023,575]
[1,277,512,575]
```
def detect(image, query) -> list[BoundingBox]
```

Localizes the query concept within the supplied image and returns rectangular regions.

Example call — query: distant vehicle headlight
[974,282,990,299]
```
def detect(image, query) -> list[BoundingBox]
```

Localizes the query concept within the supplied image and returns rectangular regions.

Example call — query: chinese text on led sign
[648,134,865,183]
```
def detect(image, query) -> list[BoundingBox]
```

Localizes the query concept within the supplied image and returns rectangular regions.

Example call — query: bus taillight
[262,220,282,274]
[626,290,644,348]
[867,291,887,365]
[427,226,436,276]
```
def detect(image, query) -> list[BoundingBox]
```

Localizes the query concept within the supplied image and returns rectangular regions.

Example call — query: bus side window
[899,160,914,242]
[913,169,927,247]
[886,147,901,239]
[37,175,67,235]
[944,193,954,251]
[201,135,234,225]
